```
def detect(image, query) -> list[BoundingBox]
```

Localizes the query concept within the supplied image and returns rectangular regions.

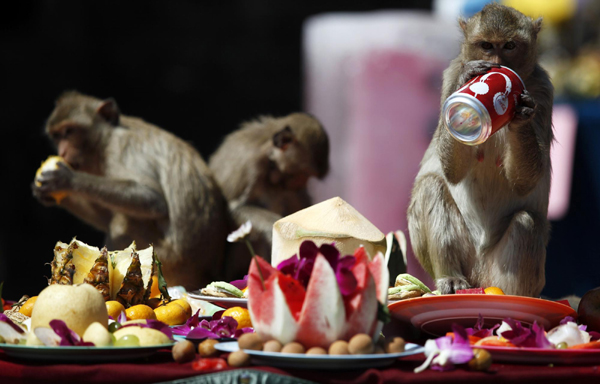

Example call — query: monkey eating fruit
[407,4,553,297]
[32,91,231,290]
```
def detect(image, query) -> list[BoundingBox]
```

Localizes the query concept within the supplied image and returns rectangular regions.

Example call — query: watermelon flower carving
[247,241,389,349]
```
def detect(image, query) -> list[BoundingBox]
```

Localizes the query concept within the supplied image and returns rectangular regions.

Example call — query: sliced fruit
[83,247,110,301]
[484,286,505,295]
[105,300,126,319]
[34,156,70,203]
[18,296,38,317]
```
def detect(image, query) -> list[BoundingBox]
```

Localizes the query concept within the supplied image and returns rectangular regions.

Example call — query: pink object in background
[548,104,578,220]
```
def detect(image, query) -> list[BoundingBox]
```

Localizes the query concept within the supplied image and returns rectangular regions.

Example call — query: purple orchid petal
[336,267,358,296]
[234,327,255,338]
[434,335,453,350]
[295,258,314,287]
[172,309,203,336]
[212,310,225,320]
[49,320,94,346]
[277,256,299,276]
[299,241,319,261]
[229,275,249,290]
[561,316,576,325]
[319,243,340,270]
[212,316,239,338]
[140,319,174,340]
[0,313,25,334]
[117,311,127,324]
[187,326,221,339]
[589,331,600,341]
[532,322,552,349]
[501,319,552,349]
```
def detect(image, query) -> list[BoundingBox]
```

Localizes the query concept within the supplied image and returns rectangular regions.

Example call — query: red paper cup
[443,66,525,145]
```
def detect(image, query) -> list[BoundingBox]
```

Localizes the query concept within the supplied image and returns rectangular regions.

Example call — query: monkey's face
[47,121,99,172]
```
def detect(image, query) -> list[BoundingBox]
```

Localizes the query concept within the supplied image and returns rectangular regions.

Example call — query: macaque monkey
[209,113,330,262]
[32,91,231,289]
[407,4,553,296]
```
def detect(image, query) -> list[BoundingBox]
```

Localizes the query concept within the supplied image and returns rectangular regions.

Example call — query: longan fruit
[348,334,374,355]
[172,340,196,363]
[306,346,327,355]
[281,341,305,354]
[198,338,219,357]
[237,333,263,351]
[263,339,283,353]
[228,350,251,367]
[328,340,350,355]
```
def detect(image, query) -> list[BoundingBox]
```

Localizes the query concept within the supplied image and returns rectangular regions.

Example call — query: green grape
[18,338,27,345]
[108,321,122,333]
[555,342,568,349]
[114,334,140,347]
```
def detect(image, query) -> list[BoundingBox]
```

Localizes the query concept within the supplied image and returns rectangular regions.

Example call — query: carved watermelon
[247,246,388,349]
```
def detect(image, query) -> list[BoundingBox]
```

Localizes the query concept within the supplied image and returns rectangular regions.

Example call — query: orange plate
[388,294,576,337]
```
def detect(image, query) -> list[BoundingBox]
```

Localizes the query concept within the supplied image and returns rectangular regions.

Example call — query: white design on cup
[493,93,509,115]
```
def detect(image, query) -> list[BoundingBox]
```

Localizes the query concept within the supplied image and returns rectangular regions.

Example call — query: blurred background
[1,0,599,300]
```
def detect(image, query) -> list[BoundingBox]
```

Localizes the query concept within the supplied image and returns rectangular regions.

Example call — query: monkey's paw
[513,89,536,124]
[436,276,470,294]
[458,60,501,87]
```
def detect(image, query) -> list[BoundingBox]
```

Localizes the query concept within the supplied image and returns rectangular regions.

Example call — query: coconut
[271,197,386,266]
[30,284,108,337]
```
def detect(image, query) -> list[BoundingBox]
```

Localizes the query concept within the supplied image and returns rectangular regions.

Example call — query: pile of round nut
[226,333,407,367]
[172,333,407,367]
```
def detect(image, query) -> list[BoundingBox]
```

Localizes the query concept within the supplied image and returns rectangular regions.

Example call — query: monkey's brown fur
[209,113,329,264]
[33,91,231,289]
[407,4,553,296]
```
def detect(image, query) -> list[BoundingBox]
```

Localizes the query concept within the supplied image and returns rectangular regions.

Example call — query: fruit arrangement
[49,238,155,308]
[247,240,388,349]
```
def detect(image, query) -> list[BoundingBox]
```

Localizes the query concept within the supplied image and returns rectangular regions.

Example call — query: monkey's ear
[533,17,543,36]
[96,98,120,126]
[272,126,295,150]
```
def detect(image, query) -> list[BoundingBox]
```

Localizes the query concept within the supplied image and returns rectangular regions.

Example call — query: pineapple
[116,251,146,307]
[83,247,110,301]
[49,242,76,285]
[48,238,157,307]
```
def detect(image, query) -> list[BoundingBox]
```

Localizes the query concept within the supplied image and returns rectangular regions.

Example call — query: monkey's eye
[63,127,73,137]
[504,41,516,50]
[50,132,61,142]
[481,42,493,50]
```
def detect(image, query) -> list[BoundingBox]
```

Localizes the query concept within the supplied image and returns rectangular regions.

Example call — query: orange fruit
[150,276,161,298]
[154,303,188,326]
[222,306,252,330]
[170,299,192,318]
[106,300,126,319]
[19,296,38,317]
[125,304,157,321]
[484,286,505,295]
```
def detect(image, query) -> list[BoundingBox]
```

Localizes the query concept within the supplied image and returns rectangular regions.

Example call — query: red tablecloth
[2,349,600,384]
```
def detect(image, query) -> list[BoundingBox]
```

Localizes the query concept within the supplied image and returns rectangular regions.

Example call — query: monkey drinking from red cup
[408,4,553,296]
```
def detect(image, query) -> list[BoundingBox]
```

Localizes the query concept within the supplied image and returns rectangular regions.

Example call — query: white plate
[215,341,424,369]
[187,292,247,309]
[388,294,576,337]
[0,343,174,362]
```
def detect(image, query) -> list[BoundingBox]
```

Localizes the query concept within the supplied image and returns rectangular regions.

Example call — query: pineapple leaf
[154,255,171,301]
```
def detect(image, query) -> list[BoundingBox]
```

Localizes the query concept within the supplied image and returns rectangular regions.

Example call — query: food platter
[214,341,424,370]
[388,294,576,337]
[0,343,174,362]
[476,345,600,365]
[187,291,247,309]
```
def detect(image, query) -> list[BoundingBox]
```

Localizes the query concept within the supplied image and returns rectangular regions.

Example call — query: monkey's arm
[436,59,478,184]
[231,204,282,244]
[58,196,113,232]
[37,163,168,219]
[504,67,554,196]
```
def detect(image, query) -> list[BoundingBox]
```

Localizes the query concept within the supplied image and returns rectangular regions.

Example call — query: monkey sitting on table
[209,113,330,263]
[407,4,553,297]
[32,91,231,290]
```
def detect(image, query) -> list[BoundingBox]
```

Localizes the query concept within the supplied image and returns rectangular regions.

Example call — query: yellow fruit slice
[109,242,154,304]
[484,286,505,295]
[18,296,38,317]
[34,156,70,203]
[222,306,252,329]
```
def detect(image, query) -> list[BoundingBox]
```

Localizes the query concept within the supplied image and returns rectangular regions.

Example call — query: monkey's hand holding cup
[510,89,536,129]
[457,60,501,89]
[443,66,525,145]
[32,156,73,205]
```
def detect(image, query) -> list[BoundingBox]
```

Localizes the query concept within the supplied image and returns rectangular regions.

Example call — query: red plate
[388,294,576,337]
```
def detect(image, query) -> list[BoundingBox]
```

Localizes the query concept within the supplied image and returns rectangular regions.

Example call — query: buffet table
[2,349,600,384]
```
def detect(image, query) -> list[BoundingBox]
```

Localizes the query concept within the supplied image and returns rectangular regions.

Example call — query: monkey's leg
[484,210,547,297]
[408,174,475,294]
